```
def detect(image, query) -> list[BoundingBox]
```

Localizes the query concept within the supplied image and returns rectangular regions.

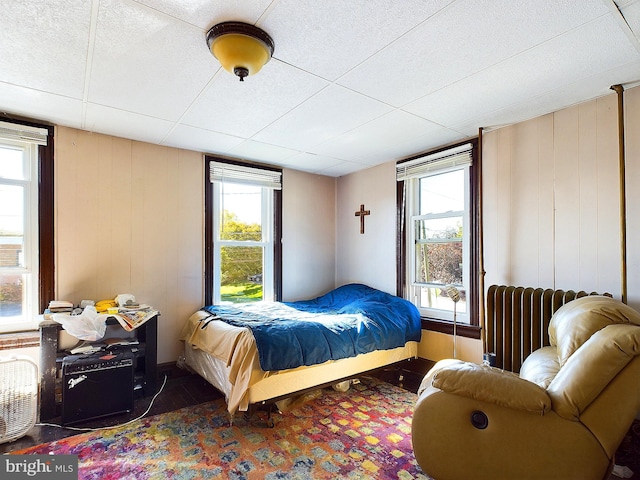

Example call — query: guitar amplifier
[62,350,134,426]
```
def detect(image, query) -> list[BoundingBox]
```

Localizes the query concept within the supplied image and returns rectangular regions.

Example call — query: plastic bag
[52,306,107,341]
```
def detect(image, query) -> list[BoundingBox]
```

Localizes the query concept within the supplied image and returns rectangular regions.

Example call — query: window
[397,141,480,334]
[0,120,53,333]
[205,158,282,304]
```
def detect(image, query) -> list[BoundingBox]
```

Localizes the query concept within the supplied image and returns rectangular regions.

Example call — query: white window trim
[0,139,40,333]
[211,180,276,304]
[407,166,471,323]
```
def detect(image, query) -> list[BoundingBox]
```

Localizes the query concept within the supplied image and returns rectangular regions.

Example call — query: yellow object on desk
[95,299,117,312]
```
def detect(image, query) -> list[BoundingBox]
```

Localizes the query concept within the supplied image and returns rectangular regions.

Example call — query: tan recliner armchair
[412,296,640,480]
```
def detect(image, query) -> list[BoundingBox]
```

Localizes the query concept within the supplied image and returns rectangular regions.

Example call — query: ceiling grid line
[0,0,638,176]
[80,0,102,130]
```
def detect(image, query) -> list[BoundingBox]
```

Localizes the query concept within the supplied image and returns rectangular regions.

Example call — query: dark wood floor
[612,422,640,479]
[1,358,433,454]
[0,369,221,453]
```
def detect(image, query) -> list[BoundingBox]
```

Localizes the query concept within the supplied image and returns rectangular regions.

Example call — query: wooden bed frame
[183,340,418,424]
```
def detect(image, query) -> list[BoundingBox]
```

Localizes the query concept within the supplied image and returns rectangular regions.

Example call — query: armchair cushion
[548,323,640,420]
[549,296,640,366]
[432,361,551,415]
[519,346,559,388]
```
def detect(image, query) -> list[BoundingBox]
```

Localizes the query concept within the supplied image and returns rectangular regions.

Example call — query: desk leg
[139,317,158,396]
[39,323,59,421]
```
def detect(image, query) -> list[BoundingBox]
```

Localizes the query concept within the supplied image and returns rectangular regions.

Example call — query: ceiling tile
[162,123,245,154]
[319,161,372,177]
[182,59,328,137]
[88,0,214,120]
[0,82,85,128]
[227,140,300,165]
[454,60,640,134]
[311,110,462,163]
[84,103,175,145]
[617,0,640,42]
[405,15,640,128]
[338,0,612,107]
[380,128,465,162]
[252,85,392,151]
[279,151,348,175]
[134,0,273,29]
[0,1,92,98]
[261,0,455,81]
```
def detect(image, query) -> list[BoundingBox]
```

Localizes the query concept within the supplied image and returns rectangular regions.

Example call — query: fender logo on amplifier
[67,374,87,389]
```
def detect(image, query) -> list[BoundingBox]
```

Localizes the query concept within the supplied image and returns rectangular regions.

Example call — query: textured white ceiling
[1,0,640,177]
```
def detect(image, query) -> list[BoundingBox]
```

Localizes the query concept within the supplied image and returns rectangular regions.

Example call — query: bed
[180,283,422,416]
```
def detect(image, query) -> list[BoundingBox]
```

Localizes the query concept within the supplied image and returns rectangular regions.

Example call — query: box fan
[0,356,38,444]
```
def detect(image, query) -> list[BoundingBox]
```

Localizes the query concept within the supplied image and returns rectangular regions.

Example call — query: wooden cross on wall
[355,204,370,234]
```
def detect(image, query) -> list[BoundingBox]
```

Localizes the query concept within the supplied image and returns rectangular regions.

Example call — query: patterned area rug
[14,377,431,479]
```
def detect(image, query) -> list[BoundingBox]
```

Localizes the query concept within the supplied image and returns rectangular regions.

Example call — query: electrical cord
[36,374,168,432]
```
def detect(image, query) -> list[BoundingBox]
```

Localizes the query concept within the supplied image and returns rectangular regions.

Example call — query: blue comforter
[201,283,421,371]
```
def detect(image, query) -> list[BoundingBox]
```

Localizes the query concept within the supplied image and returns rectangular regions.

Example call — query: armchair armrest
[431,362,551,415]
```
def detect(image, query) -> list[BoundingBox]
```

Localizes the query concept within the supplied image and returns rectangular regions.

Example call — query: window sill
[421,318,481,339]
[0,331,40,351]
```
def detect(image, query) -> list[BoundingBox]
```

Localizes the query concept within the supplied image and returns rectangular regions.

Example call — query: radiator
[485,285,609,373]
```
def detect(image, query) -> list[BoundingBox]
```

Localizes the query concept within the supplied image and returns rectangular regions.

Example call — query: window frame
[396,139,481,339]
[204,156,282,305]
[0,118,54,333]
[409,165,470,323]
[0,140,38,332]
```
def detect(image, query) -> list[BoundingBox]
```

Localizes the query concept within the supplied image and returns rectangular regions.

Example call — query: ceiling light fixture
[206,21,275,82]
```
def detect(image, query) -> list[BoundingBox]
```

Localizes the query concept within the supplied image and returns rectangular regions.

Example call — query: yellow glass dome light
[206,22,275,82]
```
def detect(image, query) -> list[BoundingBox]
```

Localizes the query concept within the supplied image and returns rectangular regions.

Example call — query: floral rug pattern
[15,377,431,479]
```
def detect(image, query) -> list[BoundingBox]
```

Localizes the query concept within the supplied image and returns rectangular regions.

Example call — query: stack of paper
[114,308,159,331]
[48,300,73,313]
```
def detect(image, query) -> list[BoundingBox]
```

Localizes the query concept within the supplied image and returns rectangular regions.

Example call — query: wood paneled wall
[483,87,638,306]
[336,161,397,294]
[55,127,203,363]
[281,169,336,301]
